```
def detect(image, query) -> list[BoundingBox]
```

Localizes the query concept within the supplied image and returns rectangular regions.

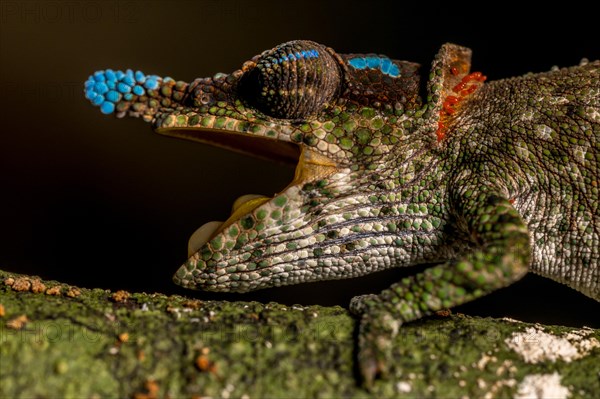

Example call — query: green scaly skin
[85,41,599,387]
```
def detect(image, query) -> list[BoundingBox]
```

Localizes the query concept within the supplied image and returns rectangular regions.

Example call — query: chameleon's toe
[358,351,380,389]
[358,337,388,388]
[357,311,399,387]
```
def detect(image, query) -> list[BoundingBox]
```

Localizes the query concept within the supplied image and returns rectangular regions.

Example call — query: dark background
[1,0,598,327]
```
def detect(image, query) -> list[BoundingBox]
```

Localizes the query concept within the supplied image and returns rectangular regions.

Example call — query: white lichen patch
[514,373,570,399]
[395,381,411,393]
[475,353,497,370]
[501,317,523,323]
[563,326,595,340]
[482,379,517,399]
[505,326,599,364]
[496,359,517,376]
[475,356,519,399]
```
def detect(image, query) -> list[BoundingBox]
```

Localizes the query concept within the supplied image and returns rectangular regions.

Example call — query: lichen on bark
[0,269,598,398]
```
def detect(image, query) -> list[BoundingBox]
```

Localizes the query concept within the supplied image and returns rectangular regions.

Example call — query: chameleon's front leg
[350,182,531,387]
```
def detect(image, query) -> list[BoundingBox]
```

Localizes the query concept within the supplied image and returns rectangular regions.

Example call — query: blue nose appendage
[84,69,188,121]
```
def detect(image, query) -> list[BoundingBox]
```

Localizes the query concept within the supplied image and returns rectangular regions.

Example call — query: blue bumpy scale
[84,69,162,114]
[274,49,319,65]
[348,56,401,78]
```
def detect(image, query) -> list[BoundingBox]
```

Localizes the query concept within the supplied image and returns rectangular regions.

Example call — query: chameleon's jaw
[184,143,339,260]
[170,122,348,292]
[157,124,313,259]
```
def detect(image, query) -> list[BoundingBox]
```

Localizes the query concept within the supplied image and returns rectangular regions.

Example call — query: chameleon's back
[451,60,599,299]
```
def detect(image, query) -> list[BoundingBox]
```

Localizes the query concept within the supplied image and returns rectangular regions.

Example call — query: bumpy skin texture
[85,41,599,386]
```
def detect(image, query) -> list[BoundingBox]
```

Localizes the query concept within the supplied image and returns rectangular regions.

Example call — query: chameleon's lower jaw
[175,126,340,258]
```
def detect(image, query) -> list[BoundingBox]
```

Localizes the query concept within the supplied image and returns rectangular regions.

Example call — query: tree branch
[0,269,598,398]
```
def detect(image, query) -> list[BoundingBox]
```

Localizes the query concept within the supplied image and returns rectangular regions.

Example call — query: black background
[1,0,598,327]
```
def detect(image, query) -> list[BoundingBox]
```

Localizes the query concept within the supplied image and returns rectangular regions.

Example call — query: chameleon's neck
[320,130,458,271]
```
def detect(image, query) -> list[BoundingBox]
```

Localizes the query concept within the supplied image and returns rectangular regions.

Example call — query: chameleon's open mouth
[155,126,301,164]
[155,126,338,257]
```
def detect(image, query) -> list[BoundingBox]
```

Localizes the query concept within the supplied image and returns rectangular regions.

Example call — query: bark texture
[0,269,598,398]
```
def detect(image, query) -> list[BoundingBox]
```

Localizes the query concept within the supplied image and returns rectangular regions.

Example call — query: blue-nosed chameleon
[85,40,599,386]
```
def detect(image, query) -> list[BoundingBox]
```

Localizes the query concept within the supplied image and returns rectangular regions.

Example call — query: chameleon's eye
[240,40,341,120]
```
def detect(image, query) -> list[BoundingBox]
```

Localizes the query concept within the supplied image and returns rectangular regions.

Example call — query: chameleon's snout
[84,69,188,121]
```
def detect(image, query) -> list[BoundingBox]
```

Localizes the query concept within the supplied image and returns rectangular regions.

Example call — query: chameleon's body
[85,41,599,384]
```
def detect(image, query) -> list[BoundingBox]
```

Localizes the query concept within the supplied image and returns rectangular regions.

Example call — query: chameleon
[84,40,599,386]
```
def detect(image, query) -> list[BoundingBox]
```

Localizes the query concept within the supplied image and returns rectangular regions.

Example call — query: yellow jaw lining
[227,197,272,226]
[217,147,339,232]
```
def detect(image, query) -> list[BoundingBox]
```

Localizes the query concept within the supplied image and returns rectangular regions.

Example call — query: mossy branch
[0,269,598,398]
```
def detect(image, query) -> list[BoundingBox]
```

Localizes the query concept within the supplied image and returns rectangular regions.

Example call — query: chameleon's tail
[84,69,188,122]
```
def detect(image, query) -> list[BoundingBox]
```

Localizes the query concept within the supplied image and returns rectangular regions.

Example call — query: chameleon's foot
[357,338,384,388]
[351,294,399,386]
[356,310,400,388]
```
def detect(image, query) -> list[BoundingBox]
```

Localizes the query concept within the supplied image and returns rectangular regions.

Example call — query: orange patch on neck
[436,71,487,142]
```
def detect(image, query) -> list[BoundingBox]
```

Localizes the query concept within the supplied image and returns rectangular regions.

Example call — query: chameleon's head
[86,40,463,292]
